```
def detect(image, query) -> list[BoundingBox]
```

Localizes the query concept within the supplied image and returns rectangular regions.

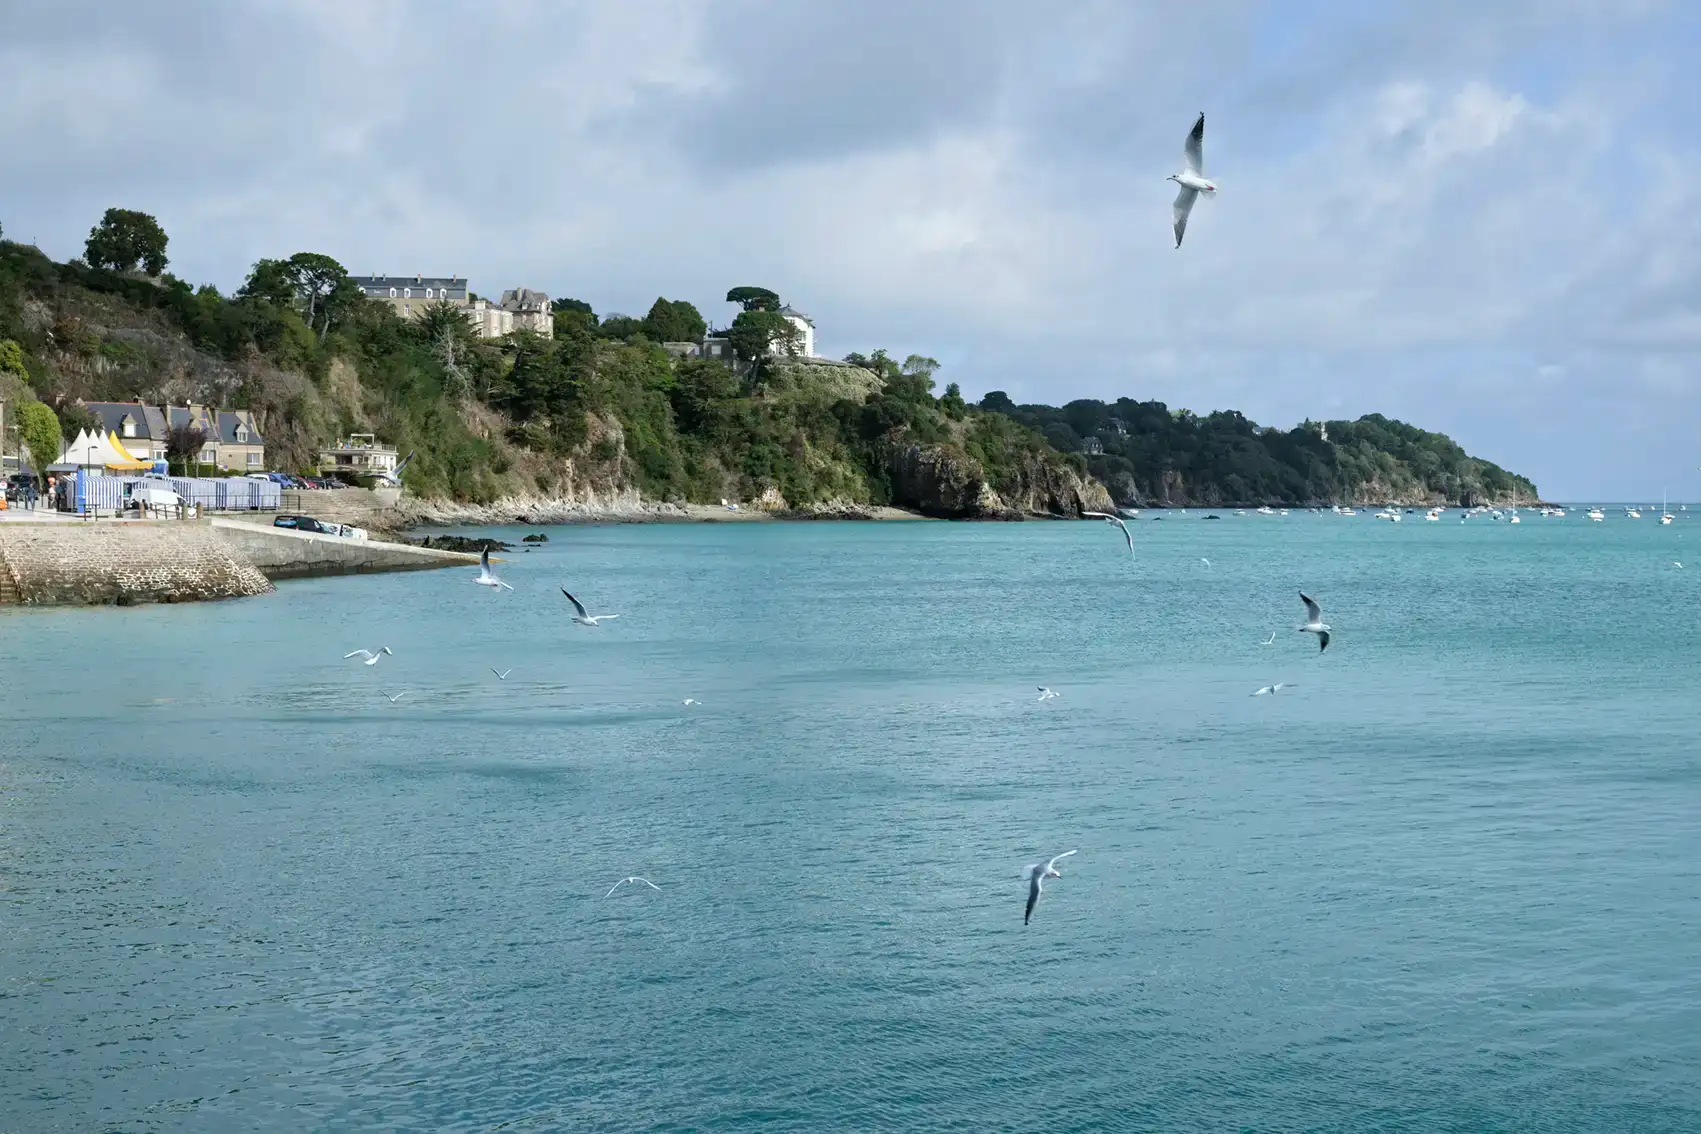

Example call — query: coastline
[395,495,933,528]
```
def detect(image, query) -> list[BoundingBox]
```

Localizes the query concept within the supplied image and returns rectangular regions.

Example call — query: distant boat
[1588,508,1605,522]
[1256,506,1275,515]
[1627,508,1641,519]
[1425,508,1441,521]
[1661,491,1674,524]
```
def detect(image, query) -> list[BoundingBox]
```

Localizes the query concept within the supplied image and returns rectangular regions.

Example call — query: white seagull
[606,876,661,898]
[474,547,513,591]
[491,667,513,680]
[1082,510,1134,556]
[344,647,393,666]
[1260,632,1277,646]
[1200,557,1212,569]
[382,690,406,703]
[1298,592,1331,653]
[1167,112,1219,249]
[1037,687,1060,701]
[561,588,619,626]
[1252,682,1294,696]
[682,698,700,706]
[1023,850,1077,925]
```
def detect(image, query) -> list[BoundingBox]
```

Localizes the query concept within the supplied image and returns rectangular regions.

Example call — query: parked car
[5,473,41,502]
[273,514,336,534]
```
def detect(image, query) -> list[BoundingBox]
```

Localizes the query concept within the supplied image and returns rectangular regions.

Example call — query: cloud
[0,0,1696,498]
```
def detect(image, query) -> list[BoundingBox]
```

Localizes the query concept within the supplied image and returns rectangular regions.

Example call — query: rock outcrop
[886,444,1113,519]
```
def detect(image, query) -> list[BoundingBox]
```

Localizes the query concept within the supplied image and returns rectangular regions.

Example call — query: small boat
[1425,508,1441,521]
[1339,507,1358,517]
[1660,490,1674,525]
[1279,509,1289,516]
[1627,508,1642,519]
[1588,508,1605,522]
[1256,506,1275,516]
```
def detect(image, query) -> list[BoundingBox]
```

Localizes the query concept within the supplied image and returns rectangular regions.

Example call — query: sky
[2,0,1698,499]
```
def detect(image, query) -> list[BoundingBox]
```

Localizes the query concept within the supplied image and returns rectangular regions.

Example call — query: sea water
[2,514,1698,1131]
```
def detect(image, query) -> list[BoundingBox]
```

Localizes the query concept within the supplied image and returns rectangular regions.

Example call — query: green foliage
[727,310,800,379]
[725,286,780,312]
[940,382,967,420]
[16,399,61,476]
[552,297,593,314]
[165,422,207,466]
[0,337,26,380]
[979,395,1537,505]
[597,314,645,340]
[641,297,707,343]
[84,208,169,275]
[239,252,355,342]
[57,401,98,443]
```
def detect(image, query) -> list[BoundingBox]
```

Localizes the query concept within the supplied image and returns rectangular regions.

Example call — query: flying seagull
[1252,682,1294,696]
[1167,112,1219,249]
[1037,687,1060,701]
[1023,850,1077,925]
[1082,510,1134,556]
[491,667,512,680]
[1298,592,1331,652]
[1200,557,1212,569]
[474,548,513,591]
[382,690,406,703]
[606,877,661,898]
[372,450,414,487]
[1261,632,1277,646]
[682,698,700,706]
[561,588,619,626]
[344,647,393,666]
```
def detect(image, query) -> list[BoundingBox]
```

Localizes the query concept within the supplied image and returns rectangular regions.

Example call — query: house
[699,336,736,363]
[774,305,815,358]
[164,405,265,471]
[499,287,553,336]
[1082,436,1105,456]
[319,433,398,479]
[83,402,169,461]
[349,274,553,339]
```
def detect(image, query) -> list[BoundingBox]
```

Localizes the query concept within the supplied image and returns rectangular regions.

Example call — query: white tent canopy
[59,428,151,471]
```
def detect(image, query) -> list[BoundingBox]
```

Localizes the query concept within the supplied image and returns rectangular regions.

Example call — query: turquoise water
[3,513,1699,1131]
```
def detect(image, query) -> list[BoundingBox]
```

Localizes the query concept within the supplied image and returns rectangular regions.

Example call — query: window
[235,426,248,442]
[425,288,433,299]
[121,416,136,438]
[390,288,398,298]
[403,287,412,298]
[247,453,262,467]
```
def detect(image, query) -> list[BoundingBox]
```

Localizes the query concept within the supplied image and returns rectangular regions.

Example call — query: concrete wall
[208,518,478,580]
[0,521,274,606]
[277,486,404,530]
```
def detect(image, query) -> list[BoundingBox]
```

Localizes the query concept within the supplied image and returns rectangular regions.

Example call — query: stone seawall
[209,518,479,579]
[0,522,274,606]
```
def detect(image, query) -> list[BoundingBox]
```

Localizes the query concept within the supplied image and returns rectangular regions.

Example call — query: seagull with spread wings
[1023,850,1077,925]
[1167,112,1219,249]
[1082,510,1134,556]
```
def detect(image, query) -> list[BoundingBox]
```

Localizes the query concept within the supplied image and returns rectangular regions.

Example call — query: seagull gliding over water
[1023,850,1077,925]
[344,647,392,666]
[1298,592,1331,653]
[1168,112,1218,249]
[606,877,661,898]
[491,668,513,680]
[1082,510,1134,556]
[562,588,619,626]
[474,547,513,591]
[1037,687,1060,701]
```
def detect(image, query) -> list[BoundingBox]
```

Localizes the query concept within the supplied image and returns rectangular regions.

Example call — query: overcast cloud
[2,0,1697,498]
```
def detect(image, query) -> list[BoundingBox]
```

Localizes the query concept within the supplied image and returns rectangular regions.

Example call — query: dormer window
[121,415,137,438]
[390,288,398,298]
[425,288,433,299]
[235,425,249,443]
[403,287,412,298]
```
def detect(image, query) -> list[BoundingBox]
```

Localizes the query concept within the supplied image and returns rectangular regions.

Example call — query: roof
[499,287,550,312]
[777,304,813,325]
[350,274,464,288]
[216,411,261,445]
[84,402,167,440]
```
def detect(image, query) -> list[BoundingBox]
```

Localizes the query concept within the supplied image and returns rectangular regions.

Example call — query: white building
[774,304,815,359]
[349,275,552,340]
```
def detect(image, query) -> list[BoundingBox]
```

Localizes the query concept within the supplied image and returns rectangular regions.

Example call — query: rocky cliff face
[886,443,1113,519]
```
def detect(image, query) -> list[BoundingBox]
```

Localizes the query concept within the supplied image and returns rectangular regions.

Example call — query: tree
[641,297,707,343]
[16,400,61,477]
[725,286,781,312]
[726,309,800,377]
[237,258,297,306]
[0,338,27,381]
[551,297,593,314]
[166,422,207,474]
[84,208,169,275]
[56,401,98,443]
[237,253,355,341]
[979,390,1017,415]
[287,253,351,341]
[940,381,967,420]
[597,313,644,340]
